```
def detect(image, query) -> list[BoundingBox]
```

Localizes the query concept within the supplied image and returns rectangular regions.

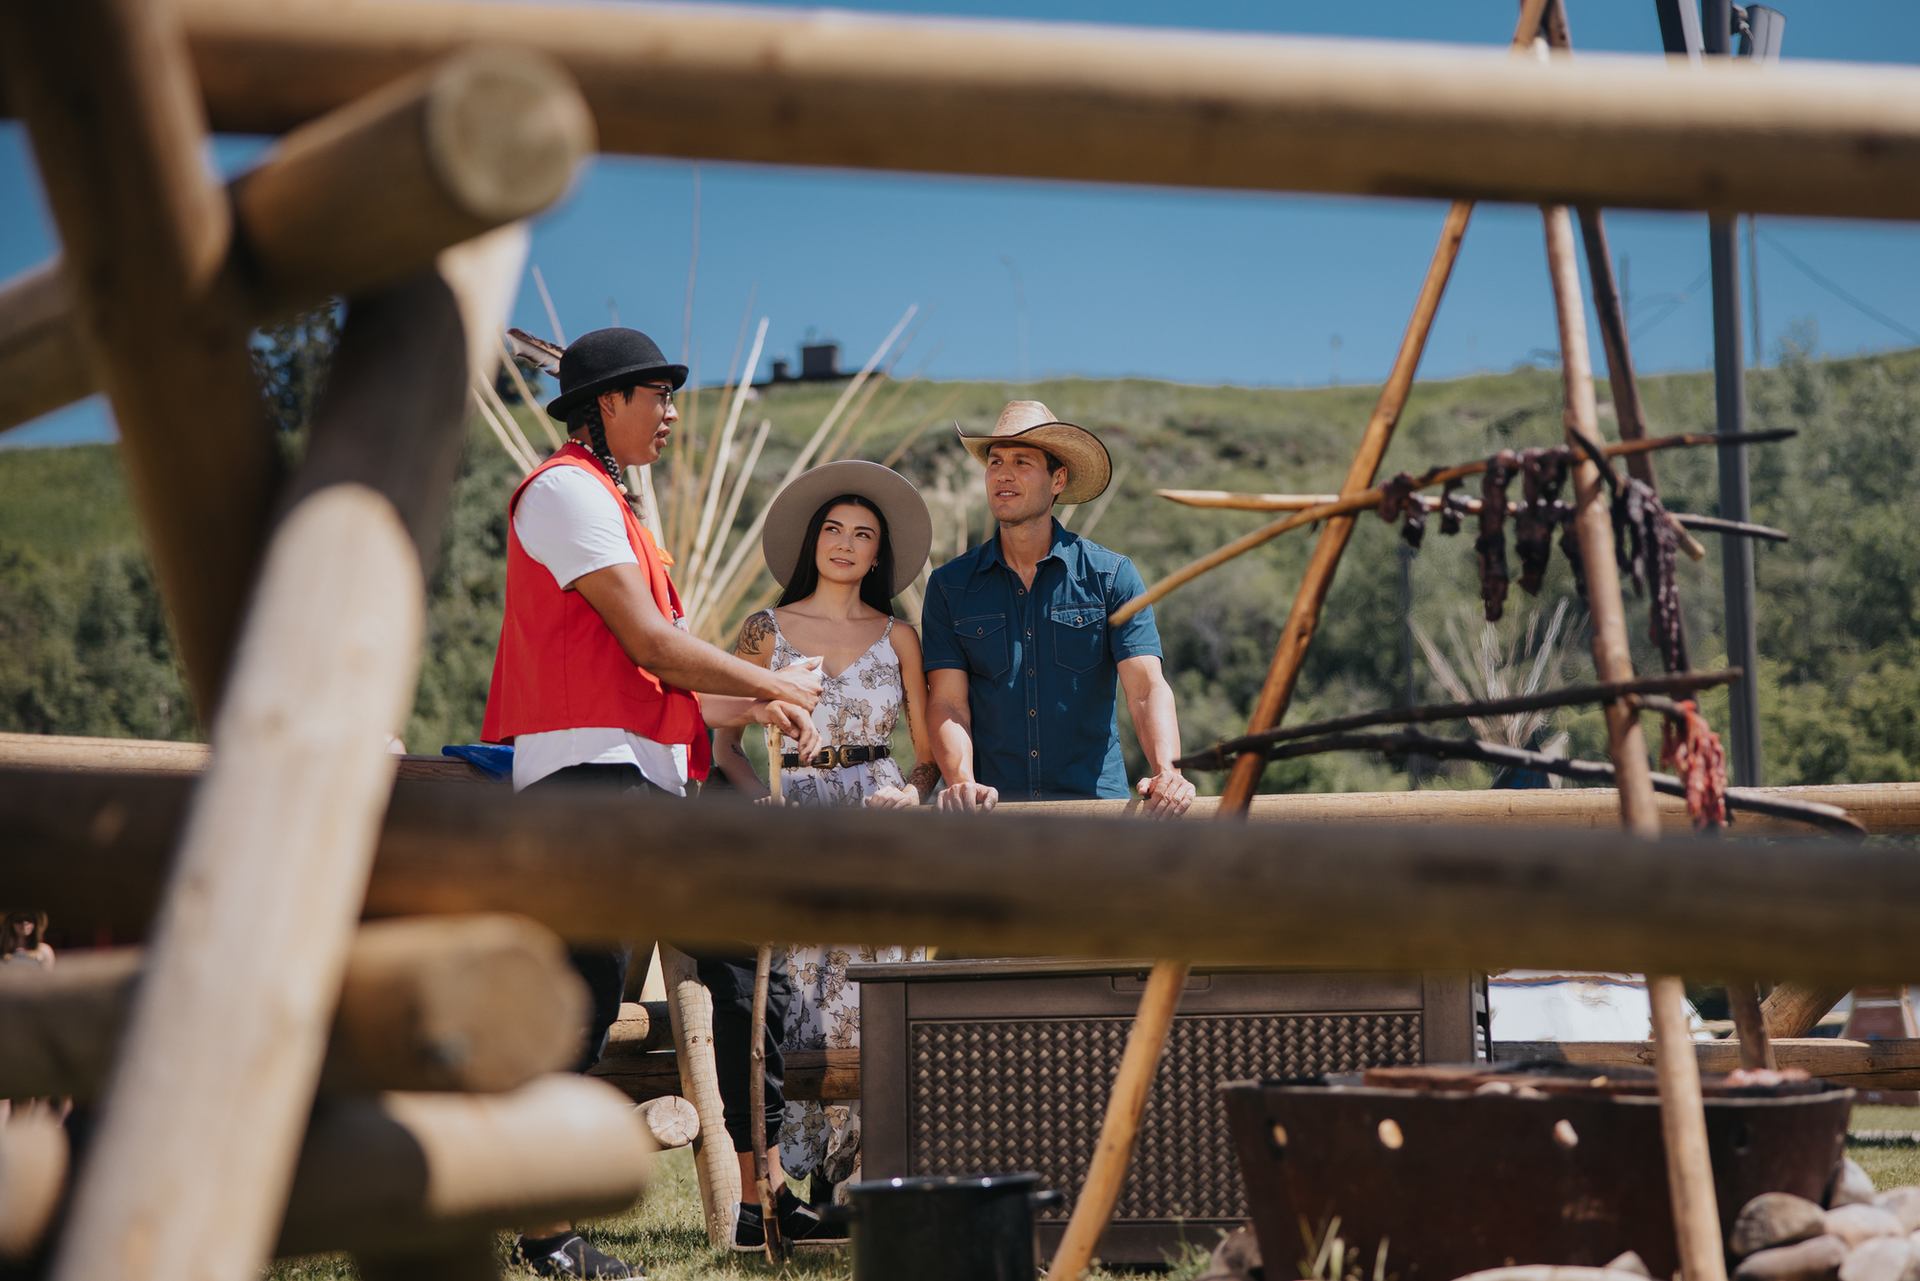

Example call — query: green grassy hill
[4,342,1918,792]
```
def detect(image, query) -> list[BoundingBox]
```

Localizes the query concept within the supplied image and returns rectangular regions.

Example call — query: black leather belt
[782,744,891,770]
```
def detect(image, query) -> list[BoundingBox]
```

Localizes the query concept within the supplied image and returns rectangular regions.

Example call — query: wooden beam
[12,772,1920,982]
[1,1076,652,1264]
[41,229,527,1281]
[1495,1038,1920,1090]
[0,48,592,436]
[54,0,1920,220]
[1764,982,1856,1039]
[0,732,486,781]
[660,944,742,1250]
[604,999,675,1057]
[6,734,1911,832]
[0,0,278,713]
[0,915,586,1100]
[590,1048,859,1105]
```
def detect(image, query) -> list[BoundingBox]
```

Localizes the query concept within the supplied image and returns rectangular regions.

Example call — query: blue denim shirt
[921,521,1162,801]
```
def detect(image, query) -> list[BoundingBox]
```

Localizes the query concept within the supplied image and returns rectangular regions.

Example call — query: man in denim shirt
[923,401,1195,815]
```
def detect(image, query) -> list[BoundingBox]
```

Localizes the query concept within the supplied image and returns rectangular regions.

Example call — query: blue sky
[5,0,1920,447]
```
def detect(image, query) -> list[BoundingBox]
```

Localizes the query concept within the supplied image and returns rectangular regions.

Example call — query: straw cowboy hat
[545,327,689,421]
[761,460,933,598]
[956,400,1112,505]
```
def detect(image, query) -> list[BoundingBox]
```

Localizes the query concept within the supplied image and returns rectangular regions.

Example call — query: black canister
[846,1172,1064,1281]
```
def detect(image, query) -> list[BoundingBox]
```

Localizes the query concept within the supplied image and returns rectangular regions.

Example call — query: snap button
[975,627,984,636]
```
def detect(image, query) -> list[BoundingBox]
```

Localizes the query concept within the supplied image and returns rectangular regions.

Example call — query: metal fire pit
[1223,1063,1853,1281]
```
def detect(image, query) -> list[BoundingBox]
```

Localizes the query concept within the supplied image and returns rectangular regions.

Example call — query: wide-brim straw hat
[955,400,1112,505]
[761,461,933,599]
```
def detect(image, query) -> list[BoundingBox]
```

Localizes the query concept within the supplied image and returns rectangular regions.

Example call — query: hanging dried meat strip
[1439,479,1468,536]
[1559,520,1588,605]
[1516,448,1571,595]
[1474,450,1519,621]
[1660,699,1728,830]
[1610,478,1689,672]
[1375,472,1426,549]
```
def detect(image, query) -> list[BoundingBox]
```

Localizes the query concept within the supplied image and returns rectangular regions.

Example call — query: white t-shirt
[509,464,690,796]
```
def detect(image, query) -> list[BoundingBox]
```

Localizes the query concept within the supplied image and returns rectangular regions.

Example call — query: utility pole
[1703,0,1775,786]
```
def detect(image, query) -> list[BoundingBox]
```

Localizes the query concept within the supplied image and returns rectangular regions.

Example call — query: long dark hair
[777,494,895,615]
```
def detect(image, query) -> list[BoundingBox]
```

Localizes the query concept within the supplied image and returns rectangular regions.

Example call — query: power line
[1629,267,1713,341]
[1760,230,1920,347]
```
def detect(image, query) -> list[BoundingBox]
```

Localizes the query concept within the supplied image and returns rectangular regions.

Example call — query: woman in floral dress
[713,460,937,1202]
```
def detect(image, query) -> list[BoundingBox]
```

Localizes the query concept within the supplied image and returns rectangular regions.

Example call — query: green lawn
[269,1148,1211,1280]
[268,1104,1920,1280]
[1849,1104,1920,1190]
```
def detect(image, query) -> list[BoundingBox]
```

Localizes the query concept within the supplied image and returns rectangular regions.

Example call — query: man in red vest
[484,328,826,1277]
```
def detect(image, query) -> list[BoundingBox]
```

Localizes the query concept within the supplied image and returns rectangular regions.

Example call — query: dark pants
[527,762,789,1154]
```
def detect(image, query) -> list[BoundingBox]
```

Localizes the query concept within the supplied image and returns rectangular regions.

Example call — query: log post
[1727,983,1778,1071]
[0,1109,67,1262]
[0,0,277,712]
[638,1096,702,1150]
[1542,186,1725,1281]
[1050,11,1554,1275]
[0,48,591,439]
[40,225,529,1281]
[0,914,587,1100]
[660,944,742,1248]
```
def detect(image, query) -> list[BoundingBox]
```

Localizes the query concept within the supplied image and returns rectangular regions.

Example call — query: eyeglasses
[639,384,674,406]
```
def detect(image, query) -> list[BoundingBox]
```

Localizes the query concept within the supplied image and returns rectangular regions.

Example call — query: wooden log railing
[6,732,1911,834]
[0,1076,651,1265]
[0,915,586,1101]
[30,0,1920,221]
[591,1048,859,1106]
[11,769,1920,985]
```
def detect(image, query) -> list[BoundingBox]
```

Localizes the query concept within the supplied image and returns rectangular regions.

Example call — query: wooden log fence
[591,1048,860,1106]
[0,1076,651,1265]
[19,0,1920,220]
[0,915,585,1101]
[0,48,592,437]
[11,776,1920,980]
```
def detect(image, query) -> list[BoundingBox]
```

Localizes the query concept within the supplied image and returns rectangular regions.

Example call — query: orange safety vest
[482,442,711,780]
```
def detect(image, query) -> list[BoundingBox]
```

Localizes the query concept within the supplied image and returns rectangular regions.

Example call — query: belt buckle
[819,745,847,770]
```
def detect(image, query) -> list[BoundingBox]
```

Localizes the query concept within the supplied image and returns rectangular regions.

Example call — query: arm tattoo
[735,609,776,657]
[906,761,942,801]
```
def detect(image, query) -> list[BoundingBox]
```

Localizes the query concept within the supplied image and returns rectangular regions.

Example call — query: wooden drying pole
[1180,668,1743,768]
[1214,729,1864,837]
[1115,428,1794,625]
[1046,9,1556,1274]
[750,730,786,1261]
[1539,151,1727,1281]
[1155,489,1788,544]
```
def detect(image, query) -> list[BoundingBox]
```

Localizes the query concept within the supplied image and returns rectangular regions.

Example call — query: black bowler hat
[544,327,689,422]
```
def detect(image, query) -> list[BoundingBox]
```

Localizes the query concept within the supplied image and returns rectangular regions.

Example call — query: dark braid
[565,395,625,487]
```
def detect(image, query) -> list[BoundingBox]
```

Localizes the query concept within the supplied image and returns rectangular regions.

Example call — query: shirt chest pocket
[1050,603,1106,673]
[954,613,1011,679]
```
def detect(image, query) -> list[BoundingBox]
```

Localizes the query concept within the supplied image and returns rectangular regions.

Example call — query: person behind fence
[481,327,829,1277]
[711,460,937,1208]
[921,400,1196,814]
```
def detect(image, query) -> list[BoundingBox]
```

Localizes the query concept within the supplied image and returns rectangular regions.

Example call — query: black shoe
[731,1188,851,1252]
[516,1232,646,1278]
